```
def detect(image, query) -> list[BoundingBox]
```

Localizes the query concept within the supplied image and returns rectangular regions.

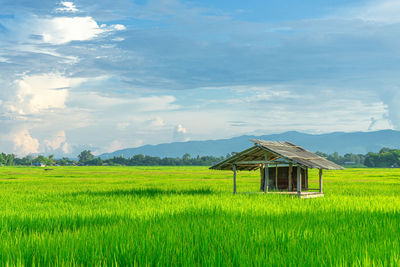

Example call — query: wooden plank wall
[268,166,307,190]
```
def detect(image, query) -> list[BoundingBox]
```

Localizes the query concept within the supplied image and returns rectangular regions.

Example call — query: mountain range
[99,130,400,159]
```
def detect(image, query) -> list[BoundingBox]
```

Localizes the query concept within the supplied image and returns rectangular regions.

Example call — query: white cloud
[8,73,85,115]
[70,92,179,112]
[39,16,103,44]
[112,37,125,42]
[44,131,70,153]
[0,56,10,63]
[133,96,179,112]
[150,117,165,127]
[345,0,400,24]
[33,16,125,45]
[61,143,70,154]
[56,1,79,13]
[176,124,187,134]
[109,24,126,31]
[13,129,40,156]
[93,139,138,155]
[173,124,189,141]
[105,140,123,153]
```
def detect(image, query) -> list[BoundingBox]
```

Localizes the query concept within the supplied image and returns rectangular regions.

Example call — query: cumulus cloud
[176,124,187,134]
[173,124,189,142]
[13,129,40,156]
[55,1,78,13]
[7,73,85,115]
[379,90,400,129]
[44,130,70,153]
[108,24,126,31]
[35,16,125,45]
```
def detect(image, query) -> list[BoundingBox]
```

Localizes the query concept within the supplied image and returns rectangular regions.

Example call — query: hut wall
[268,166,307,190]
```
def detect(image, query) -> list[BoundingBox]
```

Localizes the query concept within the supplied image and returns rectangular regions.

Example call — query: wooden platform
[239,191,324,198]
[268,191,324,198]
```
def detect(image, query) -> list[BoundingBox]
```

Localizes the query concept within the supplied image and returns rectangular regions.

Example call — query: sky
[0,0,399,157]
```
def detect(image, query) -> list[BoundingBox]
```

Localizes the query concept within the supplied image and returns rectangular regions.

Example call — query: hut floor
[268,191,324,198]
[238,191,324,198]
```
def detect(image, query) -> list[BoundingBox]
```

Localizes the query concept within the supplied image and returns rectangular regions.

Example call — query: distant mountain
[99,130,400,159]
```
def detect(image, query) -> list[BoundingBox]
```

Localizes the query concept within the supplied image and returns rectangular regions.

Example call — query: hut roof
[210,139,345,171]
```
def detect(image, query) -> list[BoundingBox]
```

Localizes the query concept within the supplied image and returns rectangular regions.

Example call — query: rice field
[0,166,399,266]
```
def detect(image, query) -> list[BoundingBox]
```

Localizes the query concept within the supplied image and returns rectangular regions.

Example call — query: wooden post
[319,169,323,193]
[297,166,301,195]
[288,163,293,191]
[260,166,265,191]
[233,164,237,194]
[275,164,278,190]
[264,165,269,192]
[305,168,308,190]
[264,151,269,193]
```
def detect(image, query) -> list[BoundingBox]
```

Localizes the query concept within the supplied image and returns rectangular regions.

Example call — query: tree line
[316,148,400,168]
[1,148,400,167]
[0,150,227,167]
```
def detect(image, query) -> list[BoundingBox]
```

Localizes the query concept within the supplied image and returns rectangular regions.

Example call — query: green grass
[0,166,400,266]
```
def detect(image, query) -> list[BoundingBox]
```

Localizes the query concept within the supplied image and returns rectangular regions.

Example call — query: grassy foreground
[0,166,399,266]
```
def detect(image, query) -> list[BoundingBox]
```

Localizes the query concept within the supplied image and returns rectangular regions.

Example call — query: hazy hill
[99,130,400,159]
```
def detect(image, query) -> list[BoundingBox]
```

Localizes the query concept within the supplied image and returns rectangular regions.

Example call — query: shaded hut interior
[260,166,308,191]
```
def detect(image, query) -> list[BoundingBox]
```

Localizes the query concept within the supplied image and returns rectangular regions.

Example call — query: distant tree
[364,154,375,167]
[379,147,392,153]
[363,149,400,168]
[48,155,55,165]
[14,155,34,166]
[315,151,328,158]
[0,153,5,165]
[86,157,103,166]
[33,155,50,165]
[6,154,14,166]
[55,157,75,166]
[78,150,94,164]
[25,155,34,165]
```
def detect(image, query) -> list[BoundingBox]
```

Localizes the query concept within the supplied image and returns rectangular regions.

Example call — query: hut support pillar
[260,167,265,191]
[233,165,237,194]
[275,164,278,190]
[297,167,302,195]
[319,169,323,193]
[305,168,309,190]
[263,164,269,193]
[288,163,293,191]
[264,152,269,193]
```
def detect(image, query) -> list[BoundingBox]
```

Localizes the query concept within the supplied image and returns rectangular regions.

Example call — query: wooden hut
[210,139,344,198]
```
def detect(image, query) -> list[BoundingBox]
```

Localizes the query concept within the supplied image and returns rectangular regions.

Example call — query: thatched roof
[210,139,345,171]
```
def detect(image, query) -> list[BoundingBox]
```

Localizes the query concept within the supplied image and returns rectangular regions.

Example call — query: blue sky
[0,0,399,156]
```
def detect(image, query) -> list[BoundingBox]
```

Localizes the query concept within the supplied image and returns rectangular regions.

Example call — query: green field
[0,166,399,266]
